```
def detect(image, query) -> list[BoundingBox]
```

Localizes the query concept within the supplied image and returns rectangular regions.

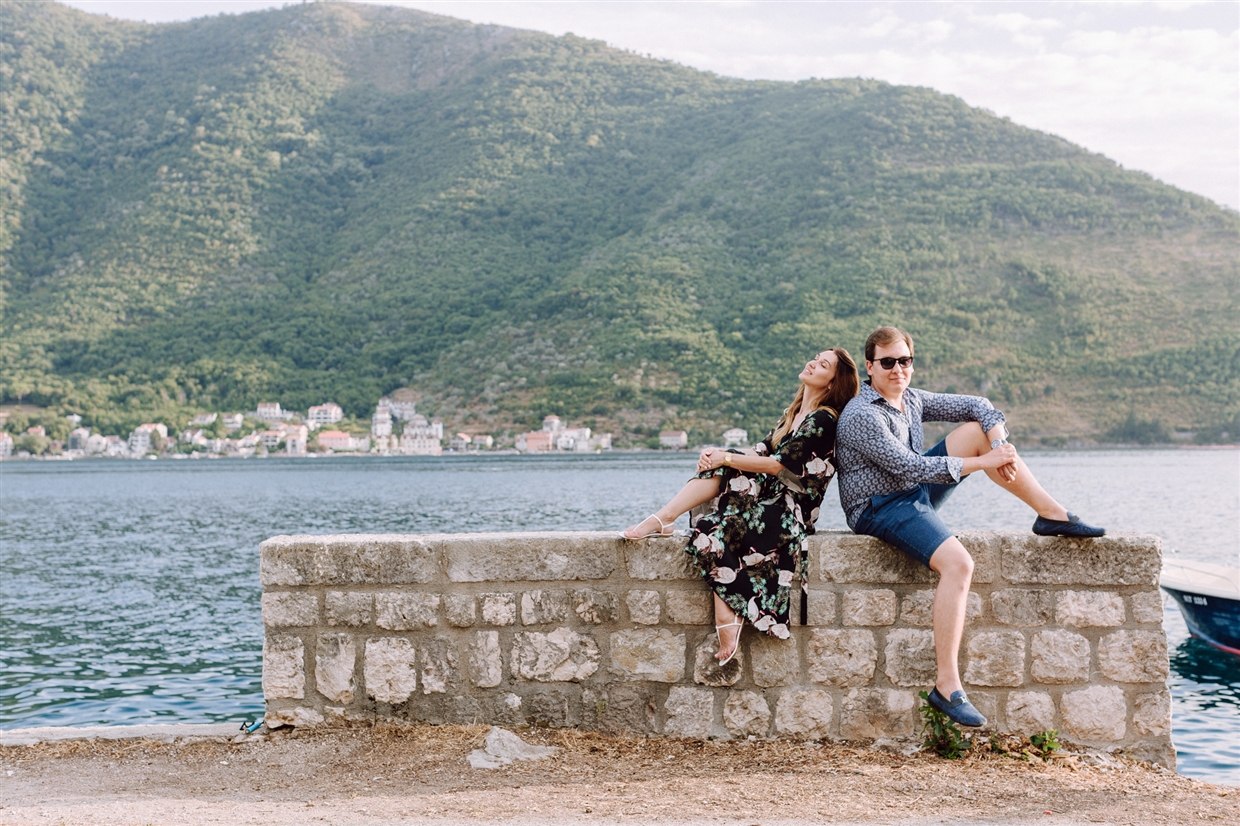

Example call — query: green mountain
[2,0,1237,445]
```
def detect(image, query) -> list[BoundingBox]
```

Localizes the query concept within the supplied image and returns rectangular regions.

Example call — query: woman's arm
[698,447,786,475]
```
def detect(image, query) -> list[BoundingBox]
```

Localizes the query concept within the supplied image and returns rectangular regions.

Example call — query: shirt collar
[860,381,907,412]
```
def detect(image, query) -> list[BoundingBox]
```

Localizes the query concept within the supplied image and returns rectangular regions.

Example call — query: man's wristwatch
[990,438,1008,450]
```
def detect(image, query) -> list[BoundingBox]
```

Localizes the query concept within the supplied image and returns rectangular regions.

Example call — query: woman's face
[799,350,837,391]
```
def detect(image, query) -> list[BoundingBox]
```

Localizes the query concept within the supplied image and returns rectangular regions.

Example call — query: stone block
[751,635,799,687]
[1031,630,1090,684]
[842,589,897,626]
[1062,685,1126,742]
[626,590,662,625]
[1133,691,1171,736]
[1129,591,1166,624]
[884,629,937,687]
[964,631,1025,687]
[1097,630,1169,683]
[839,688,915,739]
[364,637,417,704]
[1005,691,1055,734]
[521,590,570,625]
[375,593,440,631]
[592,684,655,735]
[815,535,937,584]
[262,634,305,700]
[807,629,876,686]
[990,589,1053,627]
[264,706,323,729]
[1056,591,1125,627]
[480,593,517,626]
[260,534,439,586]
[900,590,983,627]
[315,633,356,704]
[693,635,742,687]
[441,532,616,582]
[663,686,714,738]
[511,628,600,682]
[1000,534,1160,586]
[262,592,318,627]
[804,590,836,625]
[954,532,1001,584]
[724,691,771,738]
[624,538,697,580]
[325,591,372,627]
[469,631,502,688]
[611,628,685,683]
[524,688,575,728]
[420,638,458,695]
[572,589,618,624]
[665,590,711,625]
[773,690,834,739]
[444,594,476,628]
[492,692,525,728]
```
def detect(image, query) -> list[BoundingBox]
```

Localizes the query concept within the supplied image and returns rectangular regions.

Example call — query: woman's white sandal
[714,618,744,666]
[619,513,675,541]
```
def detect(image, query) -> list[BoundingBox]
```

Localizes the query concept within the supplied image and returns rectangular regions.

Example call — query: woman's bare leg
[621,476,722,538]
[714,593,741,662]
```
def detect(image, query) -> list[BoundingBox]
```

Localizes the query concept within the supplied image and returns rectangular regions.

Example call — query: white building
[400,415,442,456]
[449,432,472,451]
[286,425,308,455]
[0,432,12,458]
[658,430,688,450]
[260,429,285,449]
[128,423,168,455]
[85,433,108,454]
[542,415,563,433]
[556,427,592,452]
[180,428,208,446]
[190,412,218,427]
[591,433,613,451]
[371,402,392,437]
[255,402,287,422]
[386,399,418,421]
[307,403,344,430]
[472,434,494,449]
[723,428,749,447]
[104,435,130,456]
[67,427,91,451]
[222,413,244,431]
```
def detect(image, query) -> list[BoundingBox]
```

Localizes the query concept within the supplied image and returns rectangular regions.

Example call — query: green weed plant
[918,690,971,759]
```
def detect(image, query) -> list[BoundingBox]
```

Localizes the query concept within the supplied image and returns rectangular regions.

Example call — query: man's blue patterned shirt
[836,382,1007,529]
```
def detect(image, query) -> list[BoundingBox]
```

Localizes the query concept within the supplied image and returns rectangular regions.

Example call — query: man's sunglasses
[872,356,914,370]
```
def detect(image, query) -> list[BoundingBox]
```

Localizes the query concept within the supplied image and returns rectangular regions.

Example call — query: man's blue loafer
[928,687,987,728]
[1032,512,1105,538]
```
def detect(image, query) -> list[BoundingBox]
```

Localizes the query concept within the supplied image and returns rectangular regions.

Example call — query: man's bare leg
[927,537,973,696]
[945,422,1070,521]
[621,477,721,538]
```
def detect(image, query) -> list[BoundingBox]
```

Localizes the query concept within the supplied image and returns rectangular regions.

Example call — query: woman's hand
[698,448,724,473]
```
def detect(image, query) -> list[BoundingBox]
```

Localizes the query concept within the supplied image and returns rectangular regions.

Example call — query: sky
[60,1,1240,210]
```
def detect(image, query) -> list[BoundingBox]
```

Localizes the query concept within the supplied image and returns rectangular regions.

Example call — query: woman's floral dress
[685,408,838,639]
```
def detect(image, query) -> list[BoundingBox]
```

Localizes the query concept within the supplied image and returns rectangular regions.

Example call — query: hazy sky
[61,1,1240,210]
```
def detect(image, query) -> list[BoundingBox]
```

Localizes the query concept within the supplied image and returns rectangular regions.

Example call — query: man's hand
[982,442,1019,483]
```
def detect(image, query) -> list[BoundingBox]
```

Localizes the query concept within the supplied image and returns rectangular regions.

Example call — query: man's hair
[864,326,914,362]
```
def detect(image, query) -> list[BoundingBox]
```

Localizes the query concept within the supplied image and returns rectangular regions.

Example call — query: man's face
[867,340,914,398]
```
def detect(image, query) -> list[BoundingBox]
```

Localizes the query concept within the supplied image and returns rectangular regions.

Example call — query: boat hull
[1162,586,1240,655]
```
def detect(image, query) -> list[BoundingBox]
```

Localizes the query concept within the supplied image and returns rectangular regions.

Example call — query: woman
[621,348,860,664]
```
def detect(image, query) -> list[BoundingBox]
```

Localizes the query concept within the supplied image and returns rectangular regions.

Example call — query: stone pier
[260,530,1173,767]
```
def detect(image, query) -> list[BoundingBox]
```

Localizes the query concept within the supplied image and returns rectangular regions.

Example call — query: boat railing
[1161,561,1240,593]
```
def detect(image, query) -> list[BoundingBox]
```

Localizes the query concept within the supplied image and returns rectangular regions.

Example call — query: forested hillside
[2,0,1237,444]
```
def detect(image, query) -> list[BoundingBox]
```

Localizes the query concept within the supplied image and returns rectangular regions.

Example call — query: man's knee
[929,539,973,580]
[945,422,986,458]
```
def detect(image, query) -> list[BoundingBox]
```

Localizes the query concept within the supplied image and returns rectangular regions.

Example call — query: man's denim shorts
[853,438,963,568]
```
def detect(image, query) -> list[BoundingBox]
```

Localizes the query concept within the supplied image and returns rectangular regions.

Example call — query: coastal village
[0,398,750,460]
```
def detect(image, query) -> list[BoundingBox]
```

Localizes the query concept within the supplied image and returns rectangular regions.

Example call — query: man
[835,326,1104,727]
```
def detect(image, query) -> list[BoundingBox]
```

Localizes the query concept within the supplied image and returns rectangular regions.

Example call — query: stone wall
[260,530,1173,767]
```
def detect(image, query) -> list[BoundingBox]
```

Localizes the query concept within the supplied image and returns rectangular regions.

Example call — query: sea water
[1,449,1236,783]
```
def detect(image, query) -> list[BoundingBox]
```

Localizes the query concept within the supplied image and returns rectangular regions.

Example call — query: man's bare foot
[620,513,674,540]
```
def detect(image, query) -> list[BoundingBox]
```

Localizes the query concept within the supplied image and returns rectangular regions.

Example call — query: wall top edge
[260,530,1161,545]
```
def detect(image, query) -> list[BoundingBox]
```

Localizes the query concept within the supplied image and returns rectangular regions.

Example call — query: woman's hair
[771,347,860,444]
[864,326,914,362]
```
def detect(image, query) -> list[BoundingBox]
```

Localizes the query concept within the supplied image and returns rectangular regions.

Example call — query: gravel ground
[0,723,1234,825]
